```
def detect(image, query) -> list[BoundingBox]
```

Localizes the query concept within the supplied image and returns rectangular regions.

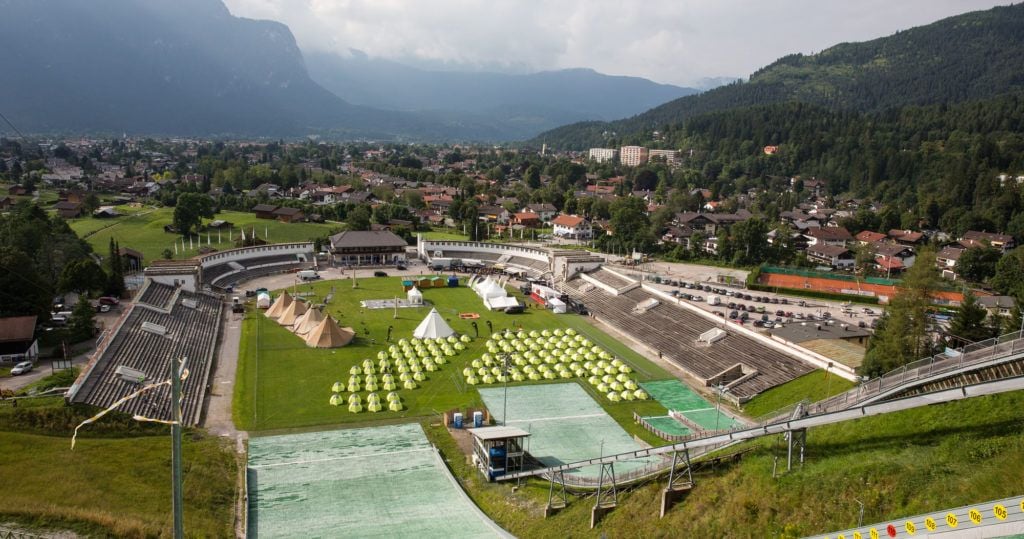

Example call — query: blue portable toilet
[453,412,463,429]
[448,275,459,287]
[473,411,484,428]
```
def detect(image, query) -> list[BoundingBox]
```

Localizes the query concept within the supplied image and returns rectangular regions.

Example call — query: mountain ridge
[532,3,1024,149]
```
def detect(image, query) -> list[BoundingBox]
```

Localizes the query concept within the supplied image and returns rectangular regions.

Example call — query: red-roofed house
[551,214,592,239]
[888,229,925,246]
[512,212,541,228]
[855,230,887,245]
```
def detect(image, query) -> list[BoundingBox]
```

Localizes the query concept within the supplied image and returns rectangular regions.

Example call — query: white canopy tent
[413,308,455,339]
[484,296,520,311]
[407,286,424,306]
[473,277,507,300]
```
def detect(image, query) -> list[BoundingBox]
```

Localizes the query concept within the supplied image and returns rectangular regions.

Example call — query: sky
[223,0,1008,87]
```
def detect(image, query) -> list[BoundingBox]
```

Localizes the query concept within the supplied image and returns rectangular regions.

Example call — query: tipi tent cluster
[266,291,354,348]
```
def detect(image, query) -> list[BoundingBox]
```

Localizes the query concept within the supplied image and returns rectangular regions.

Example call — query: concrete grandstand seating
[565,275,813,401]
[210,263,311,289]
[70,281,223,425]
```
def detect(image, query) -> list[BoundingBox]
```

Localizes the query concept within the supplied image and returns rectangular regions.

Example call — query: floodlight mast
[170,356,187,539]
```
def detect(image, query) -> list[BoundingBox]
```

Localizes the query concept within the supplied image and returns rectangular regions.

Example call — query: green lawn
[742,369,856,419]
[0,404,237,537]
[68,207,341,262]
[419,229,470,241]
[233,276,675,436]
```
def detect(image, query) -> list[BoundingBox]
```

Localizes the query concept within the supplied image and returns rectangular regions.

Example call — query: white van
[297,270,320,281]
[707,295,721,306]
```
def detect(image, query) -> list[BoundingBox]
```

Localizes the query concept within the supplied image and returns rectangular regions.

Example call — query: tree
[956,246,1002,283]
[58,259,107,295]
[989,248,1024,296]
[949,290,996,343]
[0,247,52,317]
[68,298,96,342]
[173,193,214,236]
[162,248,174,260]
[106,239,125,297]
[862,247,940,376]
[524,165,541,189]
[346,205,371,231]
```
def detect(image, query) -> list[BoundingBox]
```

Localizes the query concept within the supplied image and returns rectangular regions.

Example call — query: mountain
[305,51,697,140]
[534,3,1024,149]
[0,0,507,140]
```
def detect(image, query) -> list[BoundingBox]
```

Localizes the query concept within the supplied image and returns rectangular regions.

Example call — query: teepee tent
[265,291,293,319]
[305,316,355,348]
[293,307,324,336]
[413,308,455,340]
[407,286,424,306]
[277,298,308,327]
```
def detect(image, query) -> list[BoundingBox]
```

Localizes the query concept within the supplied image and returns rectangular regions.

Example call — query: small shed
[447,275,459,287]
[407,286,424,306]
[468,426,531,481]
[401,279,415,292]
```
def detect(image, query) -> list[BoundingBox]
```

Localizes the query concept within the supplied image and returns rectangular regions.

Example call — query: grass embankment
[432,389,1024,538]
[0,402,237,537]
[68,207,340,262]
[233,276,676,435]
[742,369,856,418]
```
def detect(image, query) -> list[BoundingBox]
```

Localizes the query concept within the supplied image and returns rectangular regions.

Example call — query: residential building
[936,245,966,280]
[273,207,305,223]
[619,146,649,167]
[512,212,541,228]
[252,204,278,219]
[806,244,855,269]
[523,203,557,222]
[588,148,617,163]
[648,149,678,165]
[0,315,38,363]
[887,229,925,246]
[962,231,1016,253]
[54,201,82,219]
[978,296,1016,317]
[854,230,887,245]
[803,227,853,248]
[551,214,592,239]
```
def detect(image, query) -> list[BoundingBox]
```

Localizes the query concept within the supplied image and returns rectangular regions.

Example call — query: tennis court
[247,423,510,538]
[640,379,742,430]
[478,383,659,479]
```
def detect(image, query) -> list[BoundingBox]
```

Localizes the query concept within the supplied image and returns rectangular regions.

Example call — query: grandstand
[202,253,312,289]
[67,280,223,426]
[566,270,813,402]
[415,238,604,280]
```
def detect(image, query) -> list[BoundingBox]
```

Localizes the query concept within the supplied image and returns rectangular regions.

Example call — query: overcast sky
[223,0,1008,87]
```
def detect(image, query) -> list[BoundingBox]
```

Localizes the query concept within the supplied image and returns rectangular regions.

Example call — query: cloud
[223,0,1005,86]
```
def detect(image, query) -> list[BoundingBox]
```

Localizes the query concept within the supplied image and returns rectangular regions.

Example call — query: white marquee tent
[407,286,424,306]
[413,308,455,340]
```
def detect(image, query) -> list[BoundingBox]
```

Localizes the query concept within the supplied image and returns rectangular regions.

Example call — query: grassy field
[431,389,1024,537]
[68,207,341,262]
[419,229,470,241]
[0,403,237,537]
[233,276,676,437]
[742,369,856,418]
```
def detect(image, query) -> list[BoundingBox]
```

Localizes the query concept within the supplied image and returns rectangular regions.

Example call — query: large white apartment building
[588,148,617,163]
[619,146,649,167]
[648,149,678,165]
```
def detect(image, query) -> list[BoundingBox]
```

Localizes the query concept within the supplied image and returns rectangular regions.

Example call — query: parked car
[863,308,875,315]
[373,271,388,277]
[858,321,868,328]
[780,298,789,305]
[771,297,779,304]
[98,296,120,306]
[727,302,737,309]
[10,361,33,375]
[396,264,407,271]
[729,310,739,319]
[776,310,786,316]
[763,321,774,329]
[714,311,725,317]
[822,311,832,319]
